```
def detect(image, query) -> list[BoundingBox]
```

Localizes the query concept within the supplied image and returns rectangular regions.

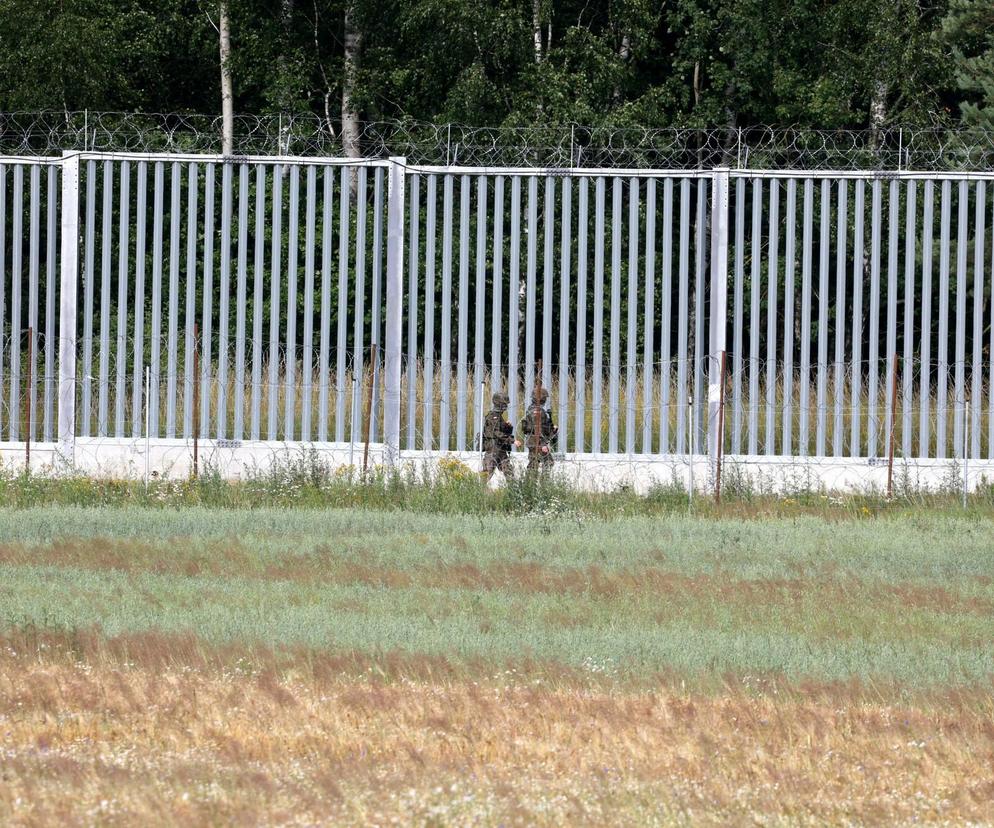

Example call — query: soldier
[481,392,516,481]
[520,387,558,474]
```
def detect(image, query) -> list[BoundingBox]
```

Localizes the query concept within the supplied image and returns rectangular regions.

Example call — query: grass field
[2,504,994,825]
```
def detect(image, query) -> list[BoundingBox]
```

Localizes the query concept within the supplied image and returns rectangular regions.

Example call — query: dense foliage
[0,0,990,131]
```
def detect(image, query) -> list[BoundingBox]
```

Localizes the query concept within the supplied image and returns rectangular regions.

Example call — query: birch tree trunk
[219,0,234,155]
[532,0,543,63]
[341,0,362,159]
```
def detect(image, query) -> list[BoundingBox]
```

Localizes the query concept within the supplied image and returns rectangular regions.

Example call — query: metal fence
[2,150,994,474]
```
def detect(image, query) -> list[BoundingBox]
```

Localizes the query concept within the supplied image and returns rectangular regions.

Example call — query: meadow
[1,495,994,824]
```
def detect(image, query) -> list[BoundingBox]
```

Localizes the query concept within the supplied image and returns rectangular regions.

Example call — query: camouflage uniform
[519,388,558,473]
[481,392,515,480]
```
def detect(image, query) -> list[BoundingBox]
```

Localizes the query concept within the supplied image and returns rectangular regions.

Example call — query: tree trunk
[341,0,362,159]
[219,0,234,156]
[278,0,295,154]
[613,33,631,104]
[869,79,887,152]
[532,0,543,63]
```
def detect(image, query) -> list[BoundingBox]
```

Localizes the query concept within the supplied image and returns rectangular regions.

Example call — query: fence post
[57,151,80,467]
[384,157,407,466]
[708,168,730,475]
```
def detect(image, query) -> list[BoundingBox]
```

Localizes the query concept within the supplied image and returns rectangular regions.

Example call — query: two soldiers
[481,388,558,480]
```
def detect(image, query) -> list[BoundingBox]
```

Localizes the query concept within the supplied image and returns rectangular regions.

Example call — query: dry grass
[1,631,992,827]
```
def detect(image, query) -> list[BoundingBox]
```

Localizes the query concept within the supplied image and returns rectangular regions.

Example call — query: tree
[942,0,994,129]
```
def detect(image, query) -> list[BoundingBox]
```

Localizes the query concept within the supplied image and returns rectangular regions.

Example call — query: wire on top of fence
[7,112,994,170]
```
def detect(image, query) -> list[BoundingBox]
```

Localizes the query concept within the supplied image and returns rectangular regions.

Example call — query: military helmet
[492,392,509,408]
[531,387,549,405]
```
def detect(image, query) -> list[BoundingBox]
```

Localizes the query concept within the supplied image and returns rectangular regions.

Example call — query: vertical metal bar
[508,176,520,431]
[732,176,745,455]
[609,177,622,453]
[676,178,690,454]
[954,180,967,458]
[318,167,333,442]
[693,179,707,452]
[251,164,266,440]
[352,166,368,444]
[592,177,605,452]
[58,154,79,455]
[165,162,180,438]
[44,166,57,441]
[642,179,655,453]
[98,161,112,437]
[334,167,347,441]
[131,162,146,439]
[625,177,639,454]
[816,179,830,457]
[920,181,934,457]
[559,177,572,451]
[114,162,130,437]
[798,179,813,455]
[406,174,420,449]
[266,164,280,440]
[370,167,383,442]
[660,178,673,453]
[748,178,761,455]
[868,180,882,457]
[782,179,797,455]
[283,165,300,440]
[971,181,985,459]
[234,164,250,440]
[474,175,487,448]
[543,176,554,392]
[0,163,7,441]
[765,178,779,456]
[183,163,198,439]
[422,175,436,448]
[149,162,163,438]
[456,174,469,450]
[439,173,453,451]
[885,180,900,460]
[200,164,215,439]
[989,194,994,459]
[215,163,232,440]
[850,180,865,455]
[937,180,951,459]
[525,176,538,402]
[833,180,847,456]
[490,176,504,397]
[903,180,917,459]
[300,166,316,442]
[27,167,40,442]
[709,169,730,464]
[574,178,588,453]
[384,157,406,464]
[79,162,95,438]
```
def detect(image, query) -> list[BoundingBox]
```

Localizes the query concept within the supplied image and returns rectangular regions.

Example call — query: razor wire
[7,112,994,170]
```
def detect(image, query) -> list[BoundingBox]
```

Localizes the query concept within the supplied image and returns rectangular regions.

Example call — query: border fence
[4,120,994,491]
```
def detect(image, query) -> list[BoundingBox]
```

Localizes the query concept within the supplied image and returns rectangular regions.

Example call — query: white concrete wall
[3,438,992,495]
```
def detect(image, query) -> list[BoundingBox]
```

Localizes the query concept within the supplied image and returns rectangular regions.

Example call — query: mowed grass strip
[2,507,994,687]
[1,635,993,826]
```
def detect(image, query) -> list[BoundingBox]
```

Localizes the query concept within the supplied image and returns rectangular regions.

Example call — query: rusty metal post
[192,323,200,479]
[714,350,727,504]
[362,343,377,475]
[886,352,898,499]
[25,327,32,475]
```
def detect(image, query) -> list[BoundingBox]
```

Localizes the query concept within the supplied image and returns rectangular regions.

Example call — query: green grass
[2,505,993,689]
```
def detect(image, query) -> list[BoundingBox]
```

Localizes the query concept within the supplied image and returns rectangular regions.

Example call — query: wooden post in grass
[886,352,898,499]
[24,327,32,475]
[362,343,377,475]
[192,323,200,479]
[714,350,727,504]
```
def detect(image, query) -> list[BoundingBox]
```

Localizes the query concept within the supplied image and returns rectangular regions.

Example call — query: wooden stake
[362,343,377,475]
[714,349,727,504]
[886,352,898,499]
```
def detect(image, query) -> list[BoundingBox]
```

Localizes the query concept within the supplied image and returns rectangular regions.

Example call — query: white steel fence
[2,150,994,486]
